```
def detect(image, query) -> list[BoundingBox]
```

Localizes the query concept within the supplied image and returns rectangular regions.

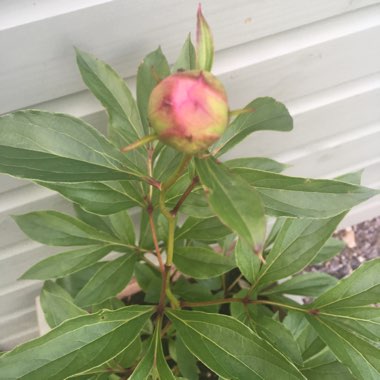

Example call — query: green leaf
[195,157,266,250]
[134,262,162,303]
[107,210,136,245]
[38,180,143,215]
[13,211,126,247]
[309,238,345,265]
[265,217,286,248]
[75,48,146,170]
[21,245,113,280]
[74,253,137,307]
[234,238,261,284]
[130,321,175,379]
[262,273,338,297]
[174,336,199,380]
[0,306,153,380]
[306,315,380,380]
[0,110,142,182]
[91,297,125,313]
[254,316,303,365]
[173,34,196,72]
[256,213,344,286]
[176,216,231,242]
[166,309,305,379]
[317,306,380,343]
[40,281,86,328]
[212,97,293,156]
[196,4,214,71]
[136,47,171,134]
[310,259,380,309]
[283,312,325,361]
[173,246,235,279]
[234,168,378,218]
[225,157,288,173]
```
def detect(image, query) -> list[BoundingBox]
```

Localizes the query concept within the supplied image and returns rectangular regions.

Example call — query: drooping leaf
[309,238,345,265]
[306,315,380,380]
[173,34,196,72]
[256,213,344,286]
[0,110,143,182]
[225,157,288,173]
[21,245,113,280]
[40,281,86,328]
[176,216,231,242]
[136,47,170,134]
[74,253,137,307]
[130,320,175,379]
[262,273,338,297]
[75,48,146,169]
[234,238,261,284]
[38,180,143,215]
[173,246,235,279]
[13,211,127,247]
[195,157,266,250]
[310,259,380,309]
[195,4,214,72]
[0,306,153,380]
[212,97,293,156]
[166,309,305,379]
[234,168,378,218]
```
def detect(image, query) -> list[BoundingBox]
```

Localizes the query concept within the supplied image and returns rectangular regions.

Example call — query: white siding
[1,0,379,349]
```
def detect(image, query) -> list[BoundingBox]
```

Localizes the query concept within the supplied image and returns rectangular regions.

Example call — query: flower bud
[148,70,229,154]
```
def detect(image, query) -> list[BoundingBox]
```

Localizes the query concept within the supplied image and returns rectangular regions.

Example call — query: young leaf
[0,306,153,380]
[309,238,345,265]
[130,321,175,379]
[176,216,231,242]
[195,157,266,251]
[262,273,338,297]
[310,258,380,309]
[172,34,196,72]
[212,97,293,156]
[134,262,162,303]
[74,252,137,307]
[196,4,214,72]
[225,157,288,173]
[40,281,86,328]
[13,211,126,247]
[136,47,171,134]
[0,110,143,182]
[256,213,344,286]
[166,309,305,380]
[21,245,113,280]
[173,246,235,279]
[234,238,261,284]
[75,48,146,169]
[38,180,143,215]
[234,168,379,218]
[306,315,380,380]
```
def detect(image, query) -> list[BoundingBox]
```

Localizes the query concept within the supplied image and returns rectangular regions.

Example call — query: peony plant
[0,5,379,380]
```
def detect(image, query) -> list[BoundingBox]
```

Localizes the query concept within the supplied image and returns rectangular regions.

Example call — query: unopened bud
[148,70,229,154]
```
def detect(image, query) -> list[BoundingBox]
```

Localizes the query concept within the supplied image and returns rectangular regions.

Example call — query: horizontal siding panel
[1,0,380,113]
[0,327,39,351]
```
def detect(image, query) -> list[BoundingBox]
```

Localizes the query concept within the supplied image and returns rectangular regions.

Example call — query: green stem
[159,154,193,309]
[121,134,158,153]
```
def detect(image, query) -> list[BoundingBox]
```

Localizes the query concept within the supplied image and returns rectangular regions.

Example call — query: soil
[307,216,380,279]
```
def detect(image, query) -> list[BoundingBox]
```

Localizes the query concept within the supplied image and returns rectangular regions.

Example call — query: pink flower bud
[148,70,229,154]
